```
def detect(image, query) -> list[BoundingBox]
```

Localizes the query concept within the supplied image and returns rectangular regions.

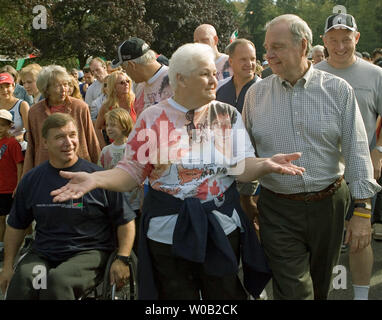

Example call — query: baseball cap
[111,37,150,68]
[324,13,357,33]
[0,73,15,85]
[0,109,14,123]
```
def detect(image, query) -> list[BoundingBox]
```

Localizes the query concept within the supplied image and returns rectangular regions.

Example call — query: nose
[265,50,274,61]
[337,41,345,50]
[63,135,73,146]
[210,74,218,87]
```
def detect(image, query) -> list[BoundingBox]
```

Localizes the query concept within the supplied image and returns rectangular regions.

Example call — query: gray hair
[168,43,215,91]
[265,14,313,56]
[311,45,325,54]
[122,49,157,67]
[36,65,72,98]
[225,39,256,57]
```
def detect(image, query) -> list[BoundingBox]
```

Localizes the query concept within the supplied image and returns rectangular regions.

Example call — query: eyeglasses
[118,80,130,86]
[185,109,196,140]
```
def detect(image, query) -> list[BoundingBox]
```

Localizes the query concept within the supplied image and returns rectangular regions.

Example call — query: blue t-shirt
[8,158,135,261]
[216,76,260,114]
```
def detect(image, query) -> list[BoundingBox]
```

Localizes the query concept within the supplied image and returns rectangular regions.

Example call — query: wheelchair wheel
[101,250,138,300]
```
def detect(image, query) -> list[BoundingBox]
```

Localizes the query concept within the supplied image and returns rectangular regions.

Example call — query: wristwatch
[115,255,132,265]
[375,146,382,153]
[354,202,372,211]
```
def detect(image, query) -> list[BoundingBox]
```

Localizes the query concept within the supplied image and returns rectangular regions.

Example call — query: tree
[242,0,275,59]
[144,0,239,58]
[0,0,154,68]
[31,0,154,68]
[0,0,36,58]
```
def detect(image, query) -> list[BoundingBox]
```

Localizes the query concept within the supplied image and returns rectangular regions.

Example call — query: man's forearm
[116,220,136,256]
[3,226,27,271]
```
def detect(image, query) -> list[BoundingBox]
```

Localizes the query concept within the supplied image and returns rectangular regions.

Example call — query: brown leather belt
[263,176,344,202]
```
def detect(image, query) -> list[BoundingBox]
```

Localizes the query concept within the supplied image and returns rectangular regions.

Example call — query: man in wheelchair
[0,113,136,299]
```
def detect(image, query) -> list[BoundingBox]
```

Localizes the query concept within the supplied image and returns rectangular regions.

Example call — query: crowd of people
[0,11,381,301]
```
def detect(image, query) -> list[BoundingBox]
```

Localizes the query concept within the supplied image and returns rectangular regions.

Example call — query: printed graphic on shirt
[133,68,173,117]
[36,197,84,210]
[118,99,253,201]
[0,144,7,160]
[215,55,233,81]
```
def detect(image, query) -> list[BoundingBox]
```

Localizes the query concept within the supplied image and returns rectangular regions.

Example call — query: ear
[301,38,308,57]
[176,73,187,88]
[42,137,48,150]
[127,61,135,70]
[213,35,219,46]
[354,32,360,44]
[228,57,233,67]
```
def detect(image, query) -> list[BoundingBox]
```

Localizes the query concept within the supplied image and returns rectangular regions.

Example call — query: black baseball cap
[324,13,357,33]
[111,37,150,68]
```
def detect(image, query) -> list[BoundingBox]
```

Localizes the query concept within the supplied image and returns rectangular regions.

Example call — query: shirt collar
[147,65,165,85]
[278,61,314,89]
[168,98,209,114]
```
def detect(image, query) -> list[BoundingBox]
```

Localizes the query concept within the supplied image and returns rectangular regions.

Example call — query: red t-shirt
[108,102,136,123]
[0,136,24,193]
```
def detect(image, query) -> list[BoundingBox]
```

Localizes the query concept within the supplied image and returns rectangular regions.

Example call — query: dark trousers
[6,249,109,300]
[147,228,247,300]
[258,181,350,300]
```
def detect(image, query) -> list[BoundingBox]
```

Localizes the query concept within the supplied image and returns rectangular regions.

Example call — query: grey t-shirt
[315,57,382,146]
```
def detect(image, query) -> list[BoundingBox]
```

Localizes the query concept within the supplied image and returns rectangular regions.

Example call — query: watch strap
[116,254,132,265]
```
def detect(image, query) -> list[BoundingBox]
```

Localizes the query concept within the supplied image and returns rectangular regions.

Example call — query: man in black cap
[111,37,172,117]
[315,11,382,300]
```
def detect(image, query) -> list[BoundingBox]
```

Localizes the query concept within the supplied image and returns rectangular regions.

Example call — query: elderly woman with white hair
[50,43,305,300]
[23,65,100,175]
[311,45,326,64]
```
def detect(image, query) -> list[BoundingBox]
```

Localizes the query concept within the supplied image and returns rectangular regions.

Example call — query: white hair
[168,43,215,91]
[265,14,313,56]
[311,45,325,54]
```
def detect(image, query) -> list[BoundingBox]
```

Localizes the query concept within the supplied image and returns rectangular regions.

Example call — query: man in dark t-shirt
[0,113,136,300]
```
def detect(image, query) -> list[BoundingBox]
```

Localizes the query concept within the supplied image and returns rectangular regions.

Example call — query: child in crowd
[98,108,142,251]
[0,110,24,260]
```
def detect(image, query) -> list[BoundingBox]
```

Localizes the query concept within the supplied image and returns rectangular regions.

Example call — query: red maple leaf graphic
[196,179,209,200]
[153,110,179,163]
[127,118,149,162]
[209,180,220,196]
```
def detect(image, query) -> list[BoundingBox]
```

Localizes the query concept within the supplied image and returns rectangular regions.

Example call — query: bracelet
[353,211,372,219]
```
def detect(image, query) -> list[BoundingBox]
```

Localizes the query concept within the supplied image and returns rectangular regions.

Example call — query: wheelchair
[81,249,138,300]
[5,245,138,300]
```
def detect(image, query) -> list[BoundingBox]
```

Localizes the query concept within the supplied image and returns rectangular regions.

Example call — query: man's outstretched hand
[265,153,305,176]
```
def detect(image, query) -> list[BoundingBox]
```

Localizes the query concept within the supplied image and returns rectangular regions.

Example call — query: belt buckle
[304,192,316,202]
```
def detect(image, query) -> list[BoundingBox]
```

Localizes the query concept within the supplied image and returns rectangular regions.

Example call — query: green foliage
[242,0,381,59]
[144,0,239,58]
[0,0,380,69]
[30,0,153,68]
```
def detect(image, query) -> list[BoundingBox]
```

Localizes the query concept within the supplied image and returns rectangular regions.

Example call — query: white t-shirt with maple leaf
[117,98,255,244]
